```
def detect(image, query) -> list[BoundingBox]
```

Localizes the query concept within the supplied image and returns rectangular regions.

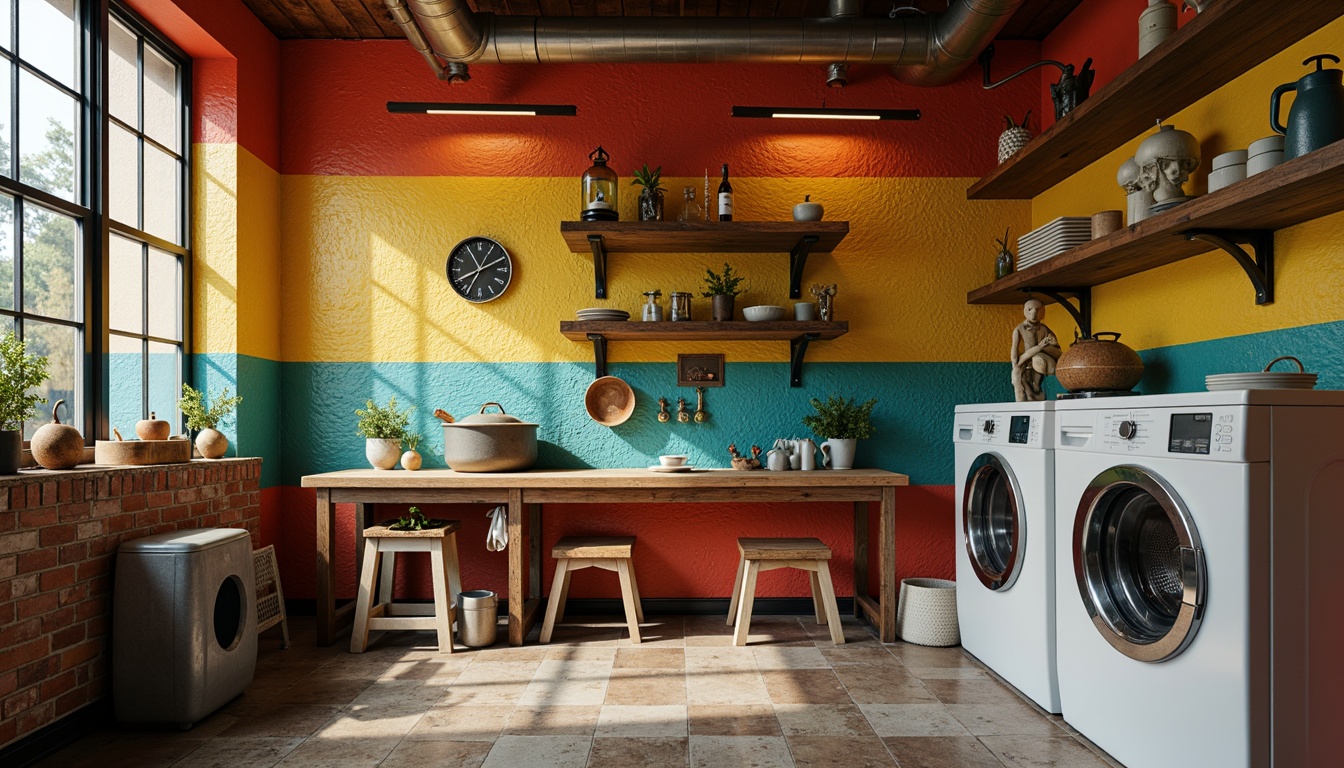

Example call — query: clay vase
[195,427,229,459]
[365,438,401,470]
[31,400,84,470]
[1055,332,1144,392]
[136,411,172,441]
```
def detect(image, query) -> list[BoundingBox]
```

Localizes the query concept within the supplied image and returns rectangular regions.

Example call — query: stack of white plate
[576,308,630,322]
[1205,371,1318,391]
[1017,217,1093,269]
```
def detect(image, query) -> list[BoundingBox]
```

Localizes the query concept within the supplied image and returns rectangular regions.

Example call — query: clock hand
[458,257,507,282]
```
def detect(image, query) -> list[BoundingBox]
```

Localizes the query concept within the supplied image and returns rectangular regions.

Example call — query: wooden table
[301,468,908,646]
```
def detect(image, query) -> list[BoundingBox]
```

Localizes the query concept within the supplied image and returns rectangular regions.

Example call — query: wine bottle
[717,164,733,222]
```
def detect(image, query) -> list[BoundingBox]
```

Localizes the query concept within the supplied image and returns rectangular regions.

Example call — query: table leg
[316,489,335,646]
[529,503,542,601]
[508,489,526,645]
[880,486,897,643]
[853,500,869,620]
[354,502,368,590]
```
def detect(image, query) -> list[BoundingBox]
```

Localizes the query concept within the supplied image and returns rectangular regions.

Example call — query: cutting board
[94,439,192,466]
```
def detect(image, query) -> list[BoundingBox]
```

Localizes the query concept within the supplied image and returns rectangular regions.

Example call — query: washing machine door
[1074,465,1207,663]
[962,452,1025,591]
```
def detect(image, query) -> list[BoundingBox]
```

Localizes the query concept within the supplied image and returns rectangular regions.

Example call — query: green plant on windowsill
[178,384,243,431]
[390,505,450,531]
[801,395,878,441]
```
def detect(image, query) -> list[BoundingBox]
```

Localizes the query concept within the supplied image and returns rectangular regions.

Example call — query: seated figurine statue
[1011,299,1063,402]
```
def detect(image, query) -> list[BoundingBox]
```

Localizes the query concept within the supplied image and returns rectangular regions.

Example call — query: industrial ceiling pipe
[386,0,1023,86]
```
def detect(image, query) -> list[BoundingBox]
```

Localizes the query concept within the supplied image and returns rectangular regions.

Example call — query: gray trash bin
[458,590,498,647]
[113,528,257,727]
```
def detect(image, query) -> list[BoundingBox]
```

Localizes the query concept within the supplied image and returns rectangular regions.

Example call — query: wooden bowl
[585,376,636,427]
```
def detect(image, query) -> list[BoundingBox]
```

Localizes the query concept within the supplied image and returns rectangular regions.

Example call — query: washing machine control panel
[962,413,1043,447]
[1064,406,1249,459]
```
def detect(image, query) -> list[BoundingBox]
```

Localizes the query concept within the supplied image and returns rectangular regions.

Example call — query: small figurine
[811,283,837,321]
[1011,298,1063,402]
[728,442,762,470]
[1136,120,1200,211]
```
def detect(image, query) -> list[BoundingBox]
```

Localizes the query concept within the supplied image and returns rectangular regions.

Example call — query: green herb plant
[355,396,413,440]
[178,384,243,431]
[0,331,50,431]
[631,163,664,193]
[405,432,421,452]
[701,262,747,298]
[801,395,878,440]
[390,505,448,531]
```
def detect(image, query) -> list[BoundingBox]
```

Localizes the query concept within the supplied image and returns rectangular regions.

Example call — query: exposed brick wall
[0,458,261,749]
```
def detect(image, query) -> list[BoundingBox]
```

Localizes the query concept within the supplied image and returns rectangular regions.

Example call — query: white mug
[820,438,857,470]
[794,302,816,321]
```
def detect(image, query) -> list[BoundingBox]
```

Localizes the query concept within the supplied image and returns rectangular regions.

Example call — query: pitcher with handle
[820,438,857,470]
[1271,54,1344,160]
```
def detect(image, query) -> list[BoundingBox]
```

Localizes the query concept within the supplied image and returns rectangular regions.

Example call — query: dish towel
[486,506,509,552]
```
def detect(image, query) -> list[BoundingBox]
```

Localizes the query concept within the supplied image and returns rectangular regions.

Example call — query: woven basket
[896,578,960,647]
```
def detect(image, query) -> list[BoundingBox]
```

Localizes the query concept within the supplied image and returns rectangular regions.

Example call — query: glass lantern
[581,146,619,222]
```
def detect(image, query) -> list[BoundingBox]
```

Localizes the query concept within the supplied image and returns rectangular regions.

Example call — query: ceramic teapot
[1272,54,1344,160]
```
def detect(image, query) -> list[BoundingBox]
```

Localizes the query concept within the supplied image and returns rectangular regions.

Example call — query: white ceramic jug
[796,438,817,471]
[820,438,857,470]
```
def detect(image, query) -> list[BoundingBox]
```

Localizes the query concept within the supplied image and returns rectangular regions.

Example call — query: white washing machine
[954,401,1060,714]
[1054,391,1344,768]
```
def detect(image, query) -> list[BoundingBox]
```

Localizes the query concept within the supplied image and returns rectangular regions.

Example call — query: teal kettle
[1271,54,1344,160]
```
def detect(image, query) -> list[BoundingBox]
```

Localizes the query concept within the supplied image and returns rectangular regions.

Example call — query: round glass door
[963,453,1024,591]
[1074,465,1206,663]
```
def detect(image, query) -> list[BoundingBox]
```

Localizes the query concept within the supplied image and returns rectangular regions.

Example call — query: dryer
[954,401,1059,714]
[1054,391,1344,768]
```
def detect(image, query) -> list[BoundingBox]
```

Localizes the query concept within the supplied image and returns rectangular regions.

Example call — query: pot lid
[454,402,537,426]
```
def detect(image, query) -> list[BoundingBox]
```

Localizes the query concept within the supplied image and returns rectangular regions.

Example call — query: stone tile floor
[40,615,1125,768]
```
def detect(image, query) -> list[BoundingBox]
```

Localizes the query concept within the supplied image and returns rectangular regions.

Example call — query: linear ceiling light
[387,101,578,116]
[731,106,921,121]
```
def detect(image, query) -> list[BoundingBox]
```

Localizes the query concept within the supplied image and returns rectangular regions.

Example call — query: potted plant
[632,163,665,222]
[356,396,412,470]
[702,262,747,322]
[401,431,423,471]
[389,506,449,531]
[178,384,243,459]
[0,332,49,474]
[801,395,877,470]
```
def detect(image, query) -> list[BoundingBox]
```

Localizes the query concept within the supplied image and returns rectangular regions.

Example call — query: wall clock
[446,236,513,303]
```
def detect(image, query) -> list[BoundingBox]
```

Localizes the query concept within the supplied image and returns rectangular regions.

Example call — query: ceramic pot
[365,438,401,469]
[820,438,857,470]
[711,295,735,322]
[1056,332,1145,392]
[792,195,824,221]
[31,400,84,470]
[136,411,172,441]
[1138,0,1177,57]
[0,429,20,474]
[197,428,230,459]
[400,450,422,471]
[441,403,538,472]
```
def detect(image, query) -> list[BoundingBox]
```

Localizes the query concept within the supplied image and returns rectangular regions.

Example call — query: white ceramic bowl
[1211,149,1248,171]
[658,454,688,467]
[742,305,787,322]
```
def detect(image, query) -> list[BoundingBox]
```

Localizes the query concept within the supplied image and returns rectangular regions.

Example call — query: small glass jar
[642,290,664,322]
[670,292,692,321]
[678,186,704,223]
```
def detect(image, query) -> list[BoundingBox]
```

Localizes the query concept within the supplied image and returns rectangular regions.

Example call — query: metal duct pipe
[383,0,447,79]
[895,0,1024,86]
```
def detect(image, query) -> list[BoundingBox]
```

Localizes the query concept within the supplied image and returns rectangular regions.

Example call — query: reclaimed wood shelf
[560,220,850,300]
[968,0,1344,200]
[967,138,1344,326]
[560,320,849,388]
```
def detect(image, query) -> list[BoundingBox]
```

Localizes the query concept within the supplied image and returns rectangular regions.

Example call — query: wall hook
[657,397,671,423]
[693,386,709,423]
[676,397,690,423]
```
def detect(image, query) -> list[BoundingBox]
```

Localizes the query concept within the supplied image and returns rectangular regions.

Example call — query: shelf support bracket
[789,333,821,388]
[588,235,608,299]
[1022,287,1091,339]
[789,235,820,299]
[1181,229,1274,305]
[586,333,608,379]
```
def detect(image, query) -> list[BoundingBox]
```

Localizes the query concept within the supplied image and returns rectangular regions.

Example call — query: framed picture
[677,354,725,387]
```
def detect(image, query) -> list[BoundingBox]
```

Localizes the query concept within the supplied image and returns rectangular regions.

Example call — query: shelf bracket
[789,333,821,388]
[789,235,820,299]
[1181,229,1274,305]
[1022,287,1091,339]
[586,333,608,379]
[588,235,608,299]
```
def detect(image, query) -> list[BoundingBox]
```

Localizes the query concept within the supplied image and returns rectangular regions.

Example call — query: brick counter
[0,458,261,749]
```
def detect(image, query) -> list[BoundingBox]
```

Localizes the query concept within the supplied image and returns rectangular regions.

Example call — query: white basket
[896,578,960,647]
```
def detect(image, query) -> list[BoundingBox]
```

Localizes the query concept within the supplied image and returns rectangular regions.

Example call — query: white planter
[365,438,402,470]
[820,438,857,470]
[896,578,960,647]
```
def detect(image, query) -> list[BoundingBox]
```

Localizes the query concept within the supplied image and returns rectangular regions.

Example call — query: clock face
[446,236,513,303]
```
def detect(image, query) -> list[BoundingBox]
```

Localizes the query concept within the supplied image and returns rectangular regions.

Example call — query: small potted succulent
[389,506,450,531]
[401,431,423,471]
[702,262,747,322]
[356,396,412,470]
[632,163,665,222]
[801,395,877,471]
[178,384,243,459]
[0,331,50,474]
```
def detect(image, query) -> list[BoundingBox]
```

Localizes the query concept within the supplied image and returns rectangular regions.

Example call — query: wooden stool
[727,537,845,646]
[540,537,644,644]
[351,522,463,653]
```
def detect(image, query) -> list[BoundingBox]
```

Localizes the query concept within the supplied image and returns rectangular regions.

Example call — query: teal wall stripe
[1138,320,1344,394]
[277,361,1008,487]
[191,352,282,488]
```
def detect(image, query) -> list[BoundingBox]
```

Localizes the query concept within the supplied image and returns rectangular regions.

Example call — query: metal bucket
[458,590,498,647]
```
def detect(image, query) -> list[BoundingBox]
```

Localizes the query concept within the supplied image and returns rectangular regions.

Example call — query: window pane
[21,202,76,320]
[109,234,140,333]
[0,66,10,180]
[0,0,12,52]
[18,69,76,202]
[109,123,138,226]
[23,320,77,440]
[147,247,178,340]
[147,340,177,430]
[143,45,176,153]
[19,0,76,89]
[109,333,141,434]
[142,144,177,243]
[0,194,12,311]
[109,17,137,127]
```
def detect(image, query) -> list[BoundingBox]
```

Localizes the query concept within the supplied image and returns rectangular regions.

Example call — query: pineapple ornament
[998,111,1032,164]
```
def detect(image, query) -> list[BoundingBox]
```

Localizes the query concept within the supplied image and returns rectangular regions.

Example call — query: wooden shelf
[561,320,848,388]
[968,138,1344,306]
[560,220,849,300]
[968,0,1344,200]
